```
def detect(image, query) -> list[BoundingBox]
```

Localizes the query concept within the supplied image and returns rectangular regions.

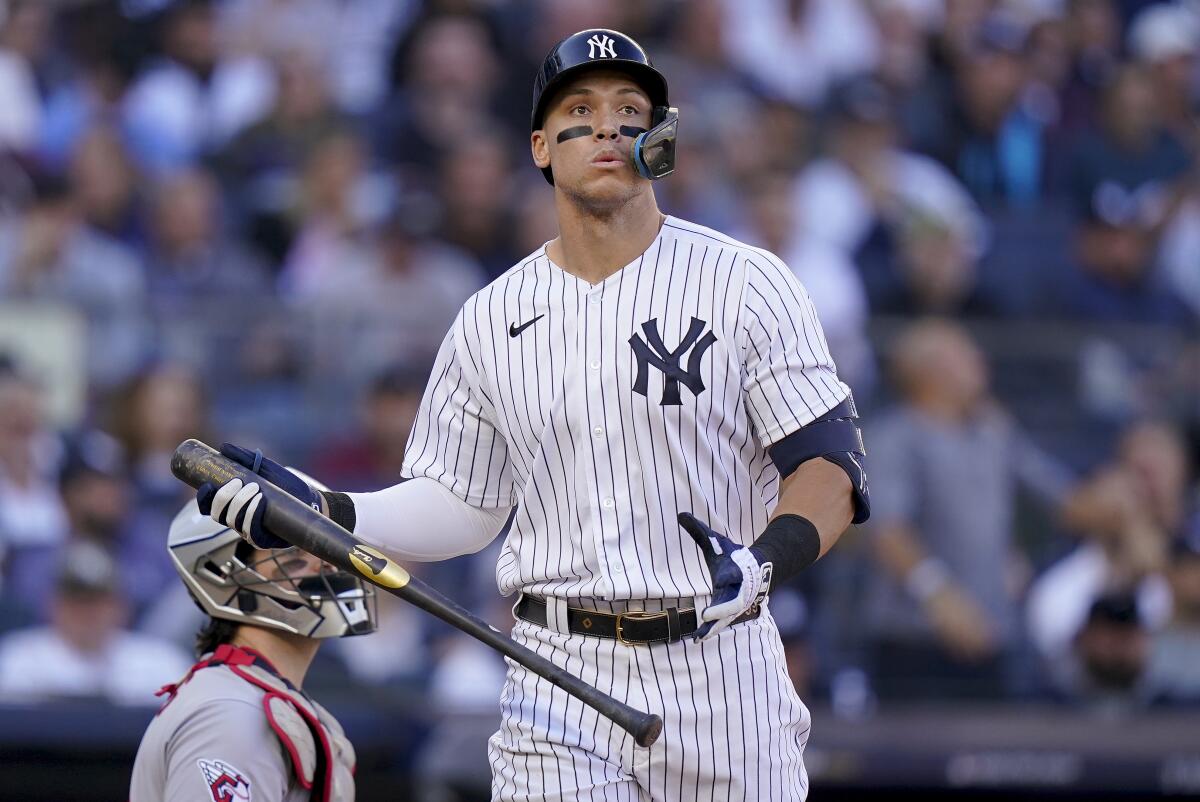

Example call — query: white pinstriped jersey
[401,215,849,602]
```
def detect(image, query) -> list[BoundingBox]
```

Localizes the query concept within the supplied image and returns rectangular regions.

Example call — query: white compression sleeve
[347,478,511,561]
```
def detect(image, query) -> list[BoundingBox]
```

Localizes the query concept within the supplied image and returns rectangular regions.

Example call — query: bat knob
[634,713,663,747]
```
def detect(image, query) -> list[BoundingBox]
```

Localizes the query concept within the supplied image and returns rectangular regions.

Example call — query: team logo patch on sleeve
[197,758,251,801]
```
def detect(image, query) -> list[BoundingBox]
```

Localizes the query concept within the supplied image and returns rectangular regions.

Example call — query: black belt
[514,594,761,645]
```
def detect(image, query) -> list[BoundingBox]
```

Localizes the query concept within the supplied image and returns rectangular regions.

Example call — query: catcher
[130,488,377,802]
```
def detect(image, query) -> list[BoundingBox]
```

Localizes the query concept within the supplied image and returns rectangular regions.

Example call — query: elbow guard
[768,397,871,524]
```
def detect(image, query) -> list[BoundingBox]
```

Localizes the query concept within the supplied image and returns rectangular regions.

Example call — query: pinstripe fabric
[489,612,810,801]
[401,215,845,801]
[402,216,849,600]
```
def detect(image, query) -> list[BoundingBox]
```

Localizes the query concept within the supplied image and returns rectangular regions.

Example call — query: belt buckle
[615,610,664,646]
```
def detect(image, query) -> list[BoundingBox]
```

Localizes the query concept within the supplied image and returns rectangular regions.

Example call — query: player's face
[532,72,654,202]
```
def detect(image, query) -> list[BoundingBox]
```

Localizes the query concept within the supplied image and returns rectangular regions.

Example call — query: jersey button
[592,426,604,437]
[589,294,601,305]
[602,497,615,509]
[612,562,624,574]
[590,360,601,370]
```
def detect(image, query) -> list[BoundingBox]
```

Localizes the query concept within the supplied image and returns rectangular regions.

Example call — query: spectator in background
[0,0,49,155]
[1049,592,1153,715]
[916,14,1051,206]
[0,541,190,705]
[1145,527,1200,704]
[107,364,211,543]
[0,365,67,614]
[437,136,521,278]
[375,13,504,174]
[1028,420,1187,664]
[67,126,142,246]
[311,364,427,492]
[719,0,878,107]
[863,319,1075,700]
[279,130,388,298]
[217,49,351,264]
[735,171,873,394]
[0,171,149,388]
[144,168,271,309]
[1127,2,1199,144]
[1063,65,1191,216]
[5,431,135,625]
[304,199,485,380]
[123,0,273,172]
[1043,181,1193,326]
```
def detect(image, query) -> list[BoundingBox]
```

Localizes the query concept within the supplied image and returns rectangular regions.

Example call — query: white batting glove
[679,513,773,641]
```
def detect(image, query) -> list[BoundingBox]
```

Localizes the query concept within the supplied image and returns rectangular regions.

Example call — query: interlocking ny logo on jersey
[629,317,717,406]
[587,33,617,59]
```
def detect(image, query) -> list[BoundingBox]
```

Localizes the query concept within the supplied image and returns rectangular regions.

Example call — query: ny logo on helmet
[629,317,717,406]
[587,33,617,59]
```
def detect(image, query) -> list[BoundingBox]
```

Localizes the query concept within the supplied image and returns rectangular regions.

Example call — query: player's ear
[531,130,551,171]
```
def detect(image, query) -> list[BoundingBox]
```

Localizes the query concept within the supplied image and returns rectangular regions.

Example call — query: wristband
[320,491,357,533]
[905,557,950,602]
[748,514,822,591]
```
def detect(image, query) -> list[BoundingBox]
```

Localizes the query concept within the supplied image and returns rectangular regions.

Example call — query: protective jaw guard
[169,501,378,639]
[632,106,679,180]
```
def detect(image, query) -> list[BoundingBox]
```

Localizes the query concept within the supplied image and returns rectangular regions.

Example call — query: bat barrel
[170,439,664,747]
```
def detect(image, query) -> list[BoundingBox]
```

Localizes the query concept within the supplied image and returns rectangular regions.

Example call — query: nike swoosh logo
[508,315,545,338]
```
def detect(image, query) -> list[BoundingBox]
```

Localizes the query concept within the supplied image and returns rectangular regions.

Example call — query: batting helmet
[168,488,377,640]
[532,28,677,184]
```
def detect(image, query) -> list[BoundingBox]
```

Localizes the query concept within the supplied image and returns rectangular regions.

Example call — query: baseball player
[130,490,376,802]
[199,28,869,801]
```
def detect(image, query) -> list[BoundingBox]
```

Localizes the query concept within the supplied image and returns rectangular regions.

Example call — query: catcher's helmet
[532,28,676,184]
[168,492,377,640]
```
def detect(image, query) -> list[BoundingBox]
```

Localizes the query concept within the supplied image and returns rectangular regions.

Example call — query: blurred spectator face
[50,545,127,655]
[1168,548,1200,620]
[532,71,654,208]
[514,185,559,256]
[443,137,513,223]
[893,320,989,414]
[302,133,365,219]
[0,0,51,59]
[273,50,331,124]
[69,127,136,232]
[61,470,129,540]
[673,0,725,64]
[898,216,975,311]
[870,0,931,89]
[959,48,1027,130]
[0,373,41,452]
[1078,221,1150,286]
[1026,18,1071,88]
[409,16,497,97]
[1074,598,1148,691]
[1101,67,1159,146]
[363,385,422,460]
[152,170,218,254]
[744,173,794,254]
[165,2,218,75]
[19,187,78,269]
[117,366,206,460]
[1068,0,1119,55]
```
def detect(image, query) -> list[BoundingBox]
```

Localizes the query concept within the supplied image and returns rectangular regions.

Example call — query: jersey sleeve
[162,698,293,802]
[740,252,851,447]
[401,310,517,508]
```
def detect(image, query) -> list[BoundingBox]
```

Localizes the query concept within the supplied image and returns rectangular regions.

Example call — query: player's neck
[231,627,320,689]
[549,190,664,285]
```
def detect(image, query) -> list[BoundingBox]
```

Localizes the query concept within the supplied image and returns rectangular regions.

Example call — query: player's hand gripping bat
[171,438,663,747]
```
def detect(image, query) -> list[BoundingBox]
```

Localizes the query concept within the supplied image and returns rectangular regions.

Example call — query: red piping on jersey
[152,643,337,802]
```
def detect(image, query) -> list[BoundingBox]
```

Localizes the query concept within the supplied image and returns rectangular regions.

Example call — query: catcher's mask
[168,499,377,639]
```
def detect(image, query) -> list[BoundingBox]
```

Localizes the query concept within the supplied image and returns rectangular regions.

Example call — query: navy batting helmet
[532,29,675,185]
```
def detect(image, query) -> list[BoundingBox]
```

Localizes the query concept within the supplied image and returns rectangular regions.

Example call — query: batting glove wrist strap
[320,491,357,533]
[750,514,821,592]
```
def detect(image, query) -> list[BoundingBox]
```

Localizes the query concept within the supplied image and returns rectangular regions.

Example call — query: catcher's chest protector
[158,644,355,802]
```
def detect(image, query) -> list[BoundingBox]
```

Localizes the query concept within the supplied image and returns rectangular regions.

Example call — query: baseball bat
[170,439,663,748]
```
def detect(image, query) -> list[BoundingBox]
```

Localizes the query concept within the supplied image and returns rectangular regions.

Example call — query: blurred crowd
[0,0,1198,726]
